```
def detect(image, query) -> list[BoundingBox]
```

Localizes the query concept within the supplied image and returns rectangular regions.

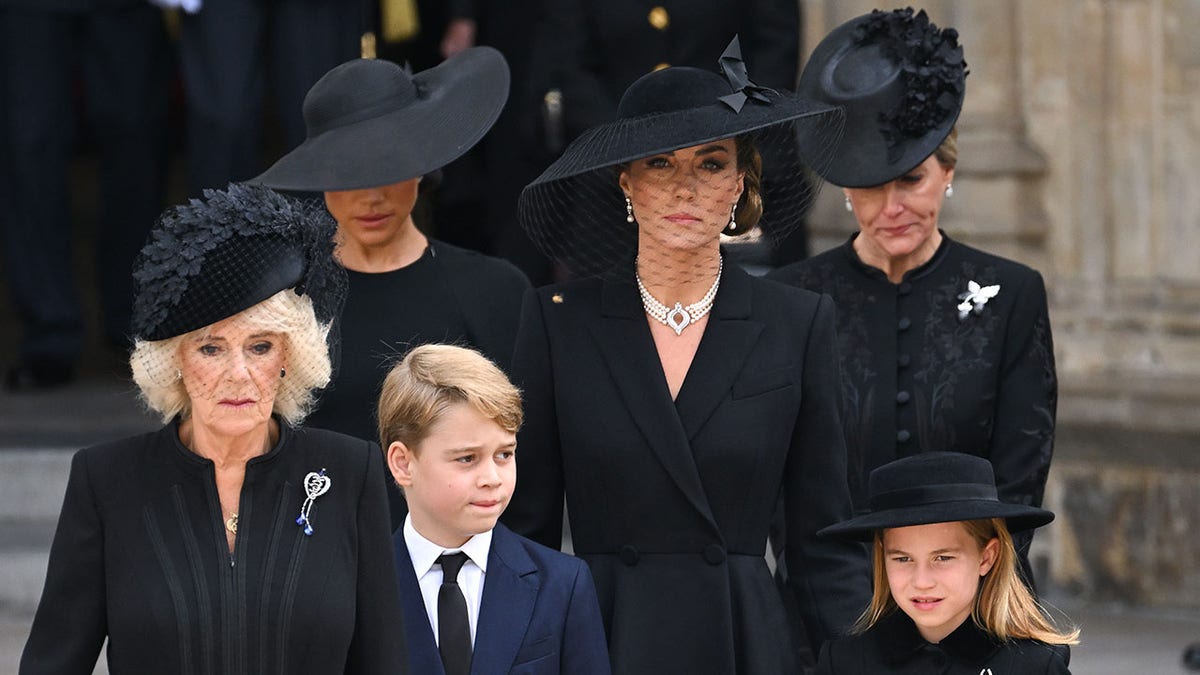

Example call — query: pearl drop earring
[945,183,954,199]
[844,196,853,212]
[625,196,635,223]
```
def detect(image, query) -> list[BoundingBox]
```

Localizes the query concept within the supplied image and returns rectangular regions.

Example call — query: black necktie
[437,552,473,675]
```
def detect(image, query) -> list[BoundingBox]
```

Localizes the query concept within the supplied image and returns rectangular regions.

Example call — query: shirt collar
[403,515,493,576]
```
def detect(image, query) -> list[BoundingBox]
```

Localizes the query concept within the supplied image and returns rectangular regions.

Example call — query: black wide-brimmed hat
[819,453,1054,541]
[130,183,345,341]
[798,7,966,188]
[519,37,844,279]
[251,48,510,192]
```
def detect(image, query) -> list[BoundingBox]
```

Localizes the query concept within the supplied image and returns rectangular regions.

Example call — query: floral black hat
[518,37,844,279]
[798,7,967,188]
[130,183,345,341]
[818,453,1054,541]
[250,47,510,192]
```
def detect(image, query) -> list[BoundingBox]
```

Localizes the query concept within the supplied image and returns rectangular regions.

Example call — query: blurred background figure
[0,0,169,390]
[178,0,360,194]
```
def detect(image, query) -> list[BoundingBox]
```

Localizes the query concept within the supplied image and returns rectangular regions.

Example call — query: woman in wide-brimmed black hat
[769,7,1059,590]
[815,452,1078,674]
[501,37,869,673]
[21,184,409,674]
[251,50,530,529]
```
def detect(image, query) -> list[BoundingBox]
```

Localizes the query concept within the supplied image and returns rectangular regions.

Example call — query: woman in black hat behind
[770,7,1058,588]
[815,452,1077,674]
[20,184,408,674]
[502,38,869,673]
[252,49,531,529]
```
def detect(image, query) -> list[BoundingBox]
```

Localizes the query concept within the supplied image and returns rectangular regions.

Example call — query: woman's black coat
[20,422,407,675]
[502,263,869,674]
[769,235,1056,579]
[817,612,1071,674]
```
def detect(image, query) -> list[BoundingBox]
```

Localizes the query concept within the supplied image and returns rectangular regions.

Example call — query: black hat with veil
[518,38,846,280]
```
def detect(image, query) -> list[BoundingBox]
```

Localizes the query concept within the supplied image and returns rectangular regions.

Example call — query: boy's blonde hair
[853,517,1079,645]
[377,344,523,450]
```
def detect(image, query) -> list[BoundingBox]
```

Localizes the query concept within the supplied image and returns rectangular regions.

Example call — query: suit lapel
[589,277,719,531]
[674,263,764,441]
[392,532,447,675]
[471,524,539,675]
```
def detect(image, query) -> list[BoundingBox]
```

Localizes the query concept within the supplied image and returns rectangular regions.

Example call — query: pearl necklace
[635,257,723,335]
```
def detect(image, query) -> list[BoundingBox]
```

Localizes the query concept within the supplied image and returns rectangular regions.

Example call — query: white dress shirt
[403,515,492,646]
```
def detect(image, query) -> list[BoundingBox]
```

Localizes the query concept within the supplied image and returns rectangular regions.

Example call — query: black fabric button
[898,317,912,331]
[898,354,911,368]
[619,545,640,566]
[702,544,726,565]
[897,430,911,443]
[898,282,913,295]
[896,390,910,404]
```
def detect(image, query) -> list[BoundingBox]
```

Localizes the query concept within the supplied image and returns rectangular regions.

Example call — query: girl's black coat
[817,612,1071,674]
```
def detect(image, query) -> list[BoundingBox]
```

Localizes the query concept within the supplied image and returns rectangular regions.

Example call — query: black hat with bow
[518,37,845,278]
[798,7,967,188]
[818,453,1055,541]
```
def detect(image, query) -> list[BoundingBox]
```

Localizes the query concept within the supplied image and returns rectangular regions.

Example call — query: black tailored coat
[531,0,800,143]
[768,235,1056,568]
[816,612,1071,674]
[501,263,870,674]
[20,422,408,675]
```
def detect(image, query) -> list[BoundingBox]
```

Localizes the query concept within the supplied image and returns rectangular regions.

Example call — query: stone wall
[802,0,1200,607]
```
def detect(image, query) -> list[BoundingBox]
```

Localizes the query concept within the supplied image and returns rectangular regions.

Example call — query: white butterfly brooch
[957,280,1000,320]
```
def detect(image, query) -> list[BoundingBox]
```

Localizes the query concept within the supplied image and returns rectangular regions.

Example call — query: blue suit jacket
[393,522,611,675]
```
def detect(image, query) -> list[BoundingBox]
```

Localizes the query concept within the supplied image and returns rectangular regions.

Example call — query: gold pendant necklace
[225,513,238,535]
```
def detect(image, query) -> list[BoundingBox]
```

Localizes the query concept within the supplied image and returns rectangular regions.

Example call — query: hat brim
[250,47,510,192]
[796,14,963,188]
[818,500,1055,542]
[530,91,842,185]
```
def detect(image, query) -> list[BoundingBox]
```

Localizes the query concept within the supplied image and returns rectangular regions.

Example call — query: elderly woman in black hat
[770,7,1057,588]
[20,184,408,674]
[815,452,1077,673]
[251,50,531,529]
[501,39,868,673]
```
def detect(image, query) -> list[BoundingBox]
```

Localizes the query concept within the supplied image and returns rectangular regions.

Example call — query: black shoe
[4,360,75,391]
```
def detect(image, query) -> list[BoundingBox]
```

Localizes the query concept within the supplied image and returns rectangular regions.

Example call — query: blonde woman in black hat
[20,184,408,674]
[815,452,1077,674]
[770,7,1057,589]
[252,50,531,529]
[502,39,869,673]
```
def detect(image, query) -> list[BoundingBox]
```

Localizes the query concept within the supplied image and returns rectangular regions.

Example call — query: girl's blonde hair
[853,517,1079,645]
[130,289,332,425]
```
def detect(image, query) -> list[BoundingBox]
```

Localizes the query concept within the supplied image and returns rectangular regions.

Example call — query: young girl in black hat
[816,452,1078,674]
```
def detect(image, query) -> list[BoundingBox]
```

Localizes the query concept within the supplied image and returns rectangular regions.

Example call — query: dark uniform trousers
[0,1,168,361]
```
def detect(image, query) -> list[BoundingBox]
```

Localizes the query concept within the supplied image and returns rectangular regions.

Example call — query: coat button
[898,354,911,368]
[619,545,640,566]
[897,429,911,443]
[898,282,912,295]
[648,6,669,30]
[896,390,910,404]
[898,317,912,331]
[703,544,726,565]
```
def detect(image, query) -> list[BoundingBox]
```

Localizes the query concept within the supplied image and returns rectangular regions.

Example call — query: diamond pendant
[666,302,691,335]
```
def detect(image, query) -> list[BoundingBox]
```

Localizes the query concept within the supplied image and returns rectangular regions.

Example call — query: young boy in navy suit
[378,344,611,675]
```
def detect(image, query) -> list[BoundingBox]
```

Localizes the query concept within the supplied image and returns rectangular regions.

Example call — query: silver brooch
[295,468,330,536]
[957,280,1000,320]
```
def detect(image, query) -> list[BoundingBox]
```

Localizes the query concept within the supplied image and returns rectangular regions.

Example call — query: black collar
[876,610,1001,666]
[841,229,953,284]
